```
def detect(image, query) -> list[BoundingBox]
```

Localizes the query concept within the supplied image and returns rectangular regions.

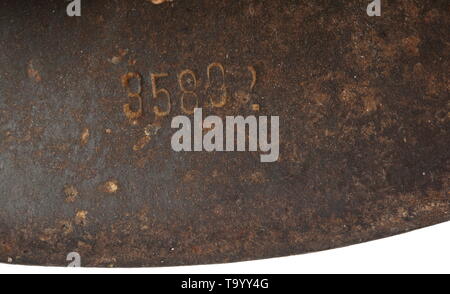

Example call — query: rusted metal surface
[0,0,448,267]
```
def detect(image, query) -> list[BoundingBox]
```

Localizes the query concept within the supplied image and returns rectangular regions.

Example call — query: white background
[0,221,449,274]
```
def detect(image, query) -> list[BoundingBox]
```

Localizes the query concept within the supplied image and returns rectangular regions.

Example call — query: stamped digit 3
[122,72,143,120]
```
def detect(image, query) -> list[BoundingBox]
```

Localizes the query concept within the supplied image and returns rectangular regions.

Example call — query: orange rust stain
[241,171,267,184]
[401,36,421,56]
[59,220,74,235]
[100,180,119,194]
[362,95,379,113]
[251,104,260,112]
[27,61,41,82]
[64,185,79,203]
[133,135,151,151]
[235,90,251,104]
[80,128,90,146]
[75,211,88,226]
[149,0,170,4]
[109,48,128,65]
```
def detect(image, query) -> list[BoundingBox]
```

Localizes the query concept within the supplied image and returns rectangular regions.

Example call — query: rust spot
[75,211,88,226]
[77,241,92,251]
[133,135,151,151]
[100,180,119,194]
[149,0,171,4]
[80,128,90,146]
[144,123,161,136]
[340,87,356,102]
[362,95,379,113]
[235,90,251,104]
[313,92,330,106]
[109,48,128,65]
[251,104,260,112]
[183,170,200,182]
[27,61,41,82]
[241,171,267,184]
[401,36,421,56]
[64,185,79,203]
[59,220,73,235]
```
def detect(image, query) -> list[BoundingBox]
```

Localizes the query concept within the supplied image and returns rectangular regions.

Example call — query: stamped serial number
[121,62,257,121]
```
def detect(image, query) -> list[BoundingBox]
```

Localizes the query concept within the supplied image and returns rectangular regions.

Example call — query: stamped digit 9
[206,63,227,108]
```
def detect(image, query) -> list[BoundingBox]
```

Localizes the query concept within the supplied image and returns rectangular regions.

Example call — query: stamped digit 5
[151,73,171,117]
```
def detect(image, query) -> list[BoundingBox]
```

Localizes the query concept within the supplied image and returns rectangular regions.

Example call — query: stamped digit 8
[178,69,199,115]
